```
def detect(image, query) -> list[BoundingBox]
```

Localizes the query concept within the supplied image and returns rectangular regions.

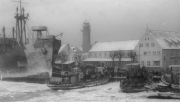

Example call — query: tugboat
[1,0,61,83]
[47,64,110,90]
[47,44,110,90]
[146,65,180,99]
[119,63,149,93]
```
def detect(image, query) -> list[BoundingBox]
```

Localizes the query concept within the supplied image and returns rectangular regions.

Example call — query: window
[88,53,91,58]
[153,61,160,66]
[158,51,161,54]
[141,61,144,66]
[173,59,178,65]
[151,43,155,47]
[144,51,147,55]
[146,43,149,47]
[94,53,97,58]
[139,43,143,47]
[103,52,106,58]
[99,53,101,58]
[145,37,149,40]
[105,52,107,57]
[147,61,150,66]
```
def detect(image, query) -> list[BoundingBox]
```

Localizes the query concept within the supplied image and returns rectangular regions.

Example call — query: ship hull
[0,47,27,73]
[47,78,109,90]
[1,36,61,83]
[2,72,49,84]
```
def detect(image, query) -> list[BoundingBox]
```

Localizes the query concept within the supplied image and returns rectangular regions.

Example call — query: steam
[0,42,52,78]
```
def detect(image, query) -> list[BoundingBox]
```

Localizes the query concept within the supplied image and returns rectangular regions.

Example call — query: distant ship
[0,1,61,83]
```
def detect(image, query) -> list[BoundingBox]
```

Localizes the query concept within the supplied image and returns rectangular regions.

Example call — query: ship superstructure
[0,0,28,73]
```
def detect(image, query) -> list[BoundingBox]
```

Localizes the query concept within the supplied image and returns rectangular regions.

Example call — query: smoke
[0,41,52,78]
[24,42,52,76]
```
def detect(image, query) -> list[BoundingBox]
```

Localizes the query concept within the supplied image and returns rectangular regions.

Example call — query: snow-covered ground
[0,81,179,102]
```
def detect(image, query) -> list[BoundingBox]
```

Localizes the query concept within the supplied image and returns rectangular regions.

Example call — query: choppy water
[0,81,179,102]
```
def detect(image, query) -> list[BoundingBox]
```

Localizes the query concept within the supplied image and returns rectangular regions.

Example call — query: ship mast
[15,0,29,47]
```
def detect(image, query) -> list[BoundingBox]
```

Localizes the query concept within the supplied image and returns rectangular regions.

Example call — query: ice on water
[0,81,179,102]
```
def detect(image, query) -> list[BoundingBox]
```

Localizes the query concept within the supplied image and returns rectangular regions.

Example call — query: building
[137,27,180,71]
[83,40,139,68]
[82,21,91,52]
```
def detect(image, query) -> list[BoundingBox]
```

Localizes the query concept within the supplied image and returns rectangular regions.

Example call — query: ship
[119,63,149,93]
[47,44,110,90]
[0,0,61,83]
[146,65,180,93]
[145,65,180,99]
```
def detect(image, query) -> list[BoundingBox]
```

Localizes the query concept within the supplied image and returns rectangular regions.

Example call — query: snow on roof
[58,44,69,54]
[55,60,74,64]
[89,40,139,52]
[83,58,132,62]
[150,30,180,49]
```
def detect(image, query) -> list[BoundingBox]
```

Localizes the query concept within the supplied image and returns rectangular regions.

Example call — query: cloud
[0,0,179,46]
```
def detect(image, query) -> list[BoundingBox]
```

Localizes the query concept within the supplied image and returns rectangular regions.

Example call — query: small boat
[119,63,149,93]
[155,92,180,99]
[148,92,180,99]
[153,65,180,93]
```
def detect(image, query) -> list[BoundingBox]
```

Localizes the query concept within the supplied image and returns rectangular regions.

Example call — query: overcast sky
[0,0,180,47]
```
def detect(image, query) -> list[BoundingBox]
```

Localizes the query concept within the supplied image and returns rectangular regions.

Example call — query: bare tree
[110,51,116,68]
[116,51,123,68]
[128,51,136,63]
[110,51,123,68]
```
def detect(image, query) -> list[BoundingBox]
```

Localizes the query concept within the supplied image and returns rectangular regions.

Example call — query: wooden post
[12,27,15,39]
[2,27,6,52]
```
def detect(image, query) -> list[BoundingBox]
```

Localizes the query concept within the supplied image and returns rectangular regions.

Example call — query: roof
[149,30,180,49]
[89,40,139,52]
[83,58,132,62]
[55,60,74,64]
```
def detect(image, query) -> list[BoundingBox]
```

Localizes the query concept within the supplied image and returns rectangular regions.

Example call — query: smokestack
[82,21,91,52]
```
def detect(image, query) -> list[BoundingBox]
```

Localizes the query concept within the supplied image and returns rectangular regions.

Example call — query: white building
[83,40,139,68]
[137,27,180,70]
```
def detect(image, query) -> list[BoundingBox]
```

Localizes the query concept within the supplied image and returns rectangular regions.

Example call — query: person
[79,72,84,81]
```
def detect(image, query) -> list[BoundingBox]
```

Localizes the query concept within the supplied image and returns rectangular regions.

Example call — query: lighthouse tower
[82,21,91,52]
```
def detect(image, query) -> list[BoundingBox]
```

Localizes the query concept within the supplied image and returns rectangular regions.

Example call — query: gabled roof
[149,30,180,49]
[89,40,139,52]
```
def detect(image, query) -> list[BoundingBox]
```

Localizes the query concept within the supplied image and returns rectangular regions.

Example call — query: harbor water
[0,81,179,102]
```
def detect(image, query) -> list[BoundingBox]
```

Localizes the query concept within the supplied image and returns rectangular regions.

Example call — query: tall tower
[82,21,91,52]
